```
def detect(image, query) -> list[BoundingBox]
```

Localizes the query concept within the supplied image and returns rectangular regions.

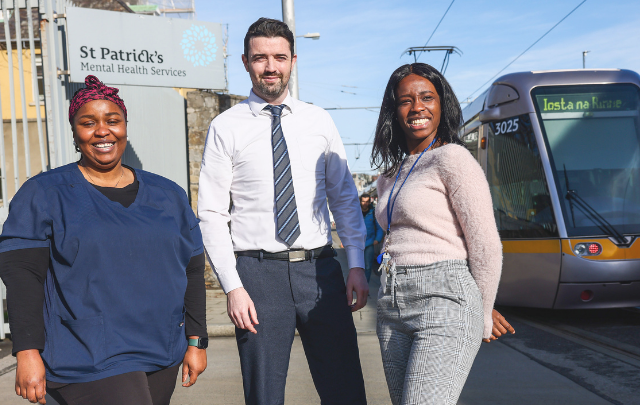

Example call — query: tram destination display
[535,89,637,113]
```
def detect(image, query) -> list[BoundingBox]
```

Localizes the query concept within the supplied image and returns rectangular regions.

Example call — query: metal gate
[0,1,190,339]
[0,0,62,341]
[0,0,73,221]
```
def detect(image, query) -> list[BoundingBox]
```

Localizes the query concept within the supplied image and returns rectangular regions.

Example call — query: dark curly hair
[371,63,464,176]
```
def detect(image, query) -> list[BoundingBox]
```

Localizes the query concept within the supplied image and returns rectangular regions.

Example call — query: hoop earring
[73,140,81,153]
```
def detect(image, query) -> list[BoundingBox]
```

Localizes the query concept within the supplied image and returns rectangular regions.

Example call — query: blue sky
[196,0,640,173]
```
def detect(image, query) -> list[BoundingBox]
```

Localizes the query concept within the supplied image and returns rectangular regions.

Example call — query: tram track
[501,308,640,369]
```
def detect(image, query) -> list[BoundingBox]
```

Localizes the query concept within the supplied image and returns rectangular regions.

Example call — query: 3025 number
[494,118,519,135]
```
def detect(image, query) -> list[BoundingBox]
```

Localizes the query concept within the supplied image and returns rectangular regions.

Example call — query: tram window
[533,84,640,237]
[461,130,479,160]
[486,114,558,238]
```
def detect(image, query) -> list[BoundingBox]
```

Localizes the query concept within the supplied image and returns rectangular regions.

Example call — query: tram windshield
[533,84,640,237]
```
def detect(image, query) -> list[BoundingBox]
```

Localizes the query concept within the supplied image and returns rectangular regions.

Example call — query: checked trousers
[377,260,483,405]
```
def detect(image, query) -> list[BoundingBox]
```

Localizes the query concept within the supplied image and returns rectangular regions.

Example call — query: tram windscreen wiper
[564,189,628,245]
[563,165,577,228]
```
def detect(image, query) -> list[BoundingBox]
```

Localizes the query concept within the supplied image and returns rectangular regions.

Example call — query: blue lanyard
[385,137,438,234]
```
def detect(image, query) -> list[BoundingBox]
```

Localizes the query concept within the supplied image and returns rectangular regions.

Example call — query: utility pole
[582,50,590,69]
[282,0,299,99]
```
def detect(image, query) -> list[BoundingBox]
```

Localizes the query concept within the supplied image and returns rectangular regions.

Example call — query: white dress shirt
[198,90,366,293]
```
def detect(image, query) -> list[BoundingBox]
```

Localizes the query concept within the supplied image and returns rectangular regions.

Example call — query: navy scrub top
[0,163,204,383]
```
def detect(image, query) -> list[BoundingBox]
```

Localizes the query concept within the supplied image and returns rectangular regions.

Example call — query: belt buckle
[288,250,306,262]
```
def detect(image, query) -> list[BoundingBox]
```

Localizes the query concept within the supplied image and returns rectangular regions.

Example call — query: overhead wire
[300,88,343,108]
[465,0,588,101]
[302,83,383,99]
[304,81,379,91]
[417,0,456,61]
[324,106,379,110]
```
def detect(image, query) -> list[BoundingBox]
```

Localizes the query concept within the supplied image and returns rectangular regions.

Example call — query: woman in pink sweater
[371,63,503,405]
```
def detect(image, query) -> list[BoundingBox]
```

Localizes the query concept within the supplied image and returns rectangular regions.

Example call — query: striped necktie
[266,104,300,246]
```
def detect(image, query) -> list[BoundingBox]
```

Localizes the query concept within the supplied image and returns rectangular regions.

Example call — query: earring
[73,140,81,153]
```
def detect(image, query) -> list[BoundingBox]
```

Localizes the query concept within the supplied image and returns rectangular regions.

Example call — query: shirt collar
[248,88,296,117]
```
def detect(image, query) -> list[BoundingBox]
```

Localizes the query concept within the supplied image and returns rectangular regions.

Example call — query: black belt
[235,245,336,262]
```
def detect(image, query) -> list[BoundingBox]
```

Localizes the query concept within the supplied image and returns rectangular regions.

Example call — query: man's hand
[15,349,46,404]
[483,309,515,342]
[346,267,369,312]
[227,287,259,334]
[373,240,379,245]
[181,343,207,387]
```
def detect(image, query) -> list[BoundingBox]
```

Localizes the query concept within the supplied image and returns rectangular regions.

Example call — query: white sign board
[66,7,225,89]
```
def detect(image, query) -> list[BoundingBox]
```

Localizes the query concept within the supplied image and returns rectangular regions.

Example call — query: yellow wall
[0,48,49,203]
[1,120,48,201]
[0,48,45,120]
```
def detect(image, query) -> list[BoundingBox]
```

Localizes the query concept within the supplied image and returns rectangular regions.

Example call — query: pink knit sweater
[375,144,502,339]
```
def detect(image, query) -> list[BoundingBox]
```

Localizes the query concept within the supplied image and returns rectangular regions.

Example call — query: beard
[254,71,290,99]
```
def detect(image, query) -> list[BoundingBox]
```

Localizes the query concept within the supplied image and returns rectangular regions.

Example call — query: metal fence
[0,0,73,339]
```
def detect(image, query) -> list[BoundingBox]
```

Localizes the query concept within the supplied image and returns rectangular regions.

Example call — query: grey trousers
[376,260,483,405]
[235,254,367,405]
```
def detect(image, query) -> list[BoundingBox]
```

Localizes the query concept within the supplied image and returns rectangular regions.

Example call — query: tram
[460,69,640,309]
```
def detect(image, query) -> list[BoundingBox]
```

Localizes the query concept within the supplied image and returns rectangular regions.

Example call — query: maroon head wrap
[68,75,128,124]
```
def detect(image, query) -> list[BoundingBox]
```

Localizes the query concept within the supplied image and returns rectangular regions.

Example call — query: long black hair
[371,63,464,177]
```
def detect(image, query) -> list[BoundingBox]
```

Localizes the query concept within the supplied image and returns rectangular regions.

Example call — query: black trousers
[235,254,367,405]
[45,364,181,405]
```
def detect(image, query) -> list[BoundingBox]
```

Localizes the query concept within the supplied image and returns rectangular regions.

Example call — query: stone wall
[186,90,247,289]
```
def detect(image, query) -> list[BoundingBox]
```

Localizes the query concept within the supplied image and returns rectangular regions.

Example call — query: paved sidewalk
[169,334,390,405]
[168,334,610,405]
[0,333,613,405]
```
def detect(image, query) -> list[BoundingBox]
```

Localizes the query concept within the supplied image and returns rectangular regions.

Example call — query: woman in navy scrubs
[0,75,208,405]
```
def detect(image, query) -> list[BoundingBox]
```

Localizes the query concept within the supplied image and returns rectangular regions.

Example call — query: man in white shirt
[198,18,368,405]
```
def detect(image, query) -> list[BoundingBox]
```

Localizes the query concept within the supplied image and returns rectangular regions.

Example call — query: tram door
[481,116,562,308]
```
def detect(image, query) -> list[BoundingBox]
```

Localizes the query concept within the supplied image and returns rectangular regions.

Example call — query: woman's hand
[181,344,207,387]
[15,349,47,404]
[483,309,516,343]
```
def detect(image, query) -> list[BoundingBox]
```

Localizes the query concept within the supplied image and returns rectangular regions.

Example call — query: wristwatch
[188,337,209,349]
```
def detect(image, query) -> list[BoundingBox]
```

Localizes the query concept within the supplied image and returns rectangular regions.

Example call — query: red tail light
[580,290,594,302]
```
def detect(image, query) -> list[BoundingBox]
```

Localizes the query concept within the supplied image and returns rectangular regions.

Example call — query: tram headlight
[573,242,602,256]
